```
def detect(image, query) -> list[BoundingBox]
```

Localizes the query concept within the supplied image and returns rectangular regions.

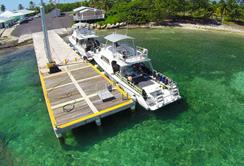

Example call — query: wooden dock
[33,31,134,138]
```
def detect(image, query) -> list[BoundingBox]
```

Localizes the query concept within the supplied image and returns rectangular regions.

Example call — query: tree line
[53,0,244,24]
[1,0,244,25]
[86,0,244,24]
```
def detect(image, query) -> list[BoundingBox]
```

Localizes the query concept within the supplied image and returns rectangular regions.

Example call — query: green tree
[0,4,6,12]
[226,0,242,20]
[152,0,167,22]
[19,0,244,24]
[218,0,227,23]
[29,1,35,9]
[102,0,113,11]
[18,4,24,10]
[176,0,191,16]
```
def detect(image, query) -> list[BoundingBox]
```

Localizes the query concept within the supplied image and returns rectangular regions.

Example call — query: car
[18,18,29,24]
[34,13,41,18]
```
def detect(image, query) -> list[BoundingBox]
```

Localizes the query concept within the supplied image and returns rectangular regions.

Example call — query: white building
[73,6,105,22]
[49,8,61,17]
[0,17,14,28]
[0,11,18,28]
[0,9,35,29]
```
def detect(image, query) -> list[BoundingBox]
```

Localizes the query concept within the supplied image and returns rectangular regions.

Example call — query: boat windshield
[121,61,153,77]
[114,40,136,56]
[78,38,100,52]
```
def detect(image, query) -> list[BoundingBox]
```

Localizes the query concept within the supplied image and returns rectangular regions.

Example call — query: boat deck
[33,31,134,138]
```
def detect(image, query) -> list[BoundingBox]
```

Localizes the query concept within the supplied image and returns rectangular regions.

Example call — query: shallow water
[0,28,244,165]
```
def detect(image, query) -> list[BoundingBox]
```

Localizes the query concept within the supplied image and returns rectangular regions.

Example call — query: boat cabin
[104,33,148,63]
[71,28,100,52]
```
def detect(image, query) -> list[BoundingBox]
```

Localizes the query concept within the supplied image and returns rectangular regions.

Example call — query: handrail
[115,72,143,95]
[153,70,177,89]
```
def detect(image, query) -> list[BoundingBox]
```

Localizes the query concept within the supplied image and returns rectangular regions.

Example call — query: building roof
[0,10,35,19]
[105,34,134,43]
[73,6,103,13]
[0,11,16,18]
[74,6,90,12]
[0,19,7,23]
[16,9,35,15]
[0,17,13,24]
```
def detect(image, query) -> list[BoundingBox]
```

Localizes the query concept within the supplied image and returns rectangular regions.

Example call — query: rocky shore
[78,21,244,34]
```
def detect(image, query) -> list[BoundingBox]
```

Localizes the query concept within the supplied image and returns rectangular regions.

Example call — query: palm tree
[18,4,24,10]
[29,1,35,9]
[0,4,6,12]
[226,0,241,20]
[219,0,227,23]
[102,0,112,11]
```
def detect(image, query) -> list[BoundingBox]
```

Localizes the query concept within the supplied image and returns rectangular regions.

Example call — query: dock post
[95,118,102,126]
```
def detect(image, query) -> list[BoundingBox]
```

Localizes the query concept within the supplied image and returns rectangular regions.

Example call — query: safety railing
[115,72,143,95]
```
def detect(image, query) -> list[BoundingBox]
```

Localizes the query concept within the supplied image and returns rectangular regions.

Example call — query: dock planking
[33,31,134,138]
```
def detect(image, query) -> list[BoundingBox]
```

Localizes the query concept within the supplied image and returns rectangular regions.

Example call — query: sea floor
[0,28,244,166]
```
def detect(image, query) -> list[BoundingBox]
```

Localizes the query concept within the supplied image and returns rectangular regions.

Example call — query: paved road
[12,13,73,37]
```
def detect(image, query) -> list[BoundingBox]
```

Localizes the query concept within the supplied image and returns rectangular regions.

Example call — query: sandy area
[126,22,244,34]
[171,23,244,34]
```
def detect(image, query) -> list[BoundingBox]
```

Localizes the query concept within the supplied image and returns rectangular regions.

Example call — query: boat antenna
[40,0,61,74]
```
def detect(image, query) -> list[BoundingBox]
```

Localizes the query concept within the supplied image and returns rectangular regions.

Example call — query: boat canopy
[105,33,134,43]
[75,28,98,40]
[76,34,98,40]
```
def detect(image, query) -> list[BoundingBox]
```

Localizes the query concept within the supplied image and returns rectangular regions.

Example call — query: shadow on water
[153,98,188,121]
[61,99,188,151]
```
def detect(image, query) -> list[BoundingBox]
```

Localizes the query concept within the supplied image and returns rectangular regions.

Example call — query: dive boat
[69,25,100,61]
[93,33,181,111]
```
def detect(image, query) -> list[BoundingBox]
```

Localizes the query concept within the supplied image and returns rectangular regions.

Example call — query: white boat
[93,33,181,111]
[69,27,100,61]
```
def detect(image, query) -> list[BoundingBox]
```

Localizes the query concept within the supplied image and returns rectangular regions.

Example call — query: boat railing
[115,72,143,95]
[152,70,177,89]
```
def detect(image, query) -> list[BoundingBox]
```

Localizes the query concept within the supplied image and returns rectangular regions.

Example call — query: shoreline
[124,23,244,34]
[173,23,244,34]
[1,23,244,50]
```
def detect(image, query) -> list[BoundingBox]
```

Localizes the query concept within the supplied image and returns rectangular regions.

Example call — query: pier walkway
[33,31,134,138]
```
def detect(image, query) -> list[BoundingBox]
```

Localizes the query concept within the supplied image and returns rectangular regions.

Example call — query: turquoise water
[0,28,244,165]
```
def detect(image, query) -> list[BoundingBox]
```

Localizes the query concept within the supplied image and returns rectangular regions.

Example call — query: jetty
[32,31,135,138]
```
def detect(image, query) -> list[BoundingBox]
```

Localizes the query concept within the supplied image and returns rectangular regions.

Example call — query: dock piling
[95,118,102,126]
